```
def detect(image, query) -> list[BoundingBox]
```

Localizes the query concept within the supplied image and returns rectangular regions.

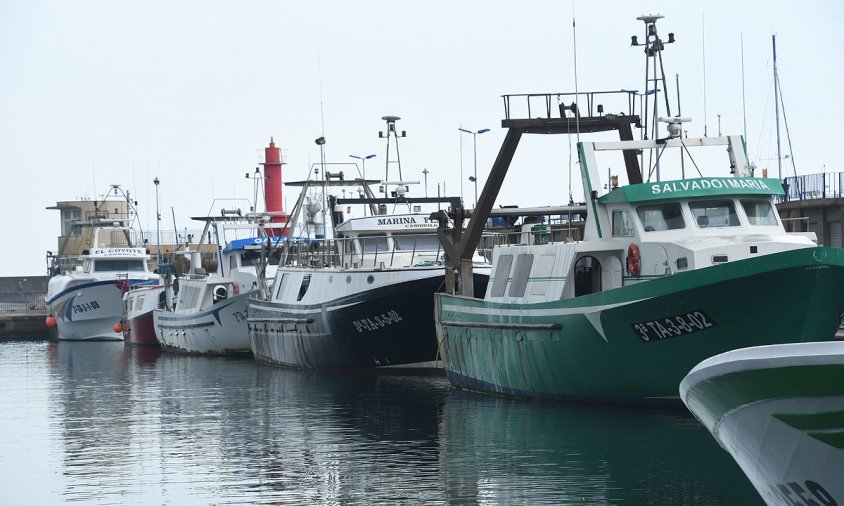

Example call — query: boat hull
[153,292,252,355]
[47,279,143,341]
[436,247,844,404]
[249,272,488,372]
[124,310,159,347]
[123,285,164,347]
[680,342,844,506]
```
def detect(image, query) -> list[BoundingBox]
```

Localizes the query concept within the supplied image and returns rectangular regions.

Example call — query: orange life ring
[626,244,641,277]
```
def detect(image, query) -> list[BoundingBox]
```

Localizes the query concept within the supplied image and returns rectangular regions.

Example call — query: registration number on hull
[631,310,715,342]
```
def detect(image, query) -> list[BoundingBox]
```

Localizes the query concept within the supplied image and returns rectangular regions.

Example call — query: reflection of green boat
[681,342,844,506]
[439,391,761,504]
[434,15,844,405]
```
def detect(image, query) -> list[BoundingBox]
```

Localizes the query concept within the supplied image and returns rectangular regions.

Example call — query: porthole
[346,275,352,284]
[367,275,375,284]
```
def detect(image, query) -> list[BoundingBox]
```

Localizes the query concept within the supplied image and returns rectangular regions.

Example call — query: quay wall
[0,276,52,339]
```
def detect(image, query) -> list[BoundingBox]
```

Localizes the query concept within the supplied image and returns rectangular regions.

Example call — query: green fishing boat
[681,342,844,505]
[435,15,844,405]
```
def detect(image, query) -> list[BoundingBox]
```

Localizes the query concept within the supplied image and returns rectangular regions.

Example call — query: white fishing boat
[153,212,283,355]
[680,342,844,506]
[45,223,159,341]
[248,116,491,372]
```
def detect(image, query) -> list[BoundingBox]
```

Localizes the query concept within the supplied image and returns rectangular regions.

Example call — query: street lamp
[349,153,376,180]
[458,127,490,207]
[422,168,429,197]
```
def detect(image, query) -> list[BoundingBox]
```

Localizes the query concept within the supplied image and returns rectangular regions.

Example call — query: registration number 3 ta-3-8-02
[631,310,715,342]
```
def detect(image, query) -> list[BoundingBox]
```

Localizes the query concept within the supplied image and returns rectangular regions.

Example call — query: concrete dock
[0,310,54,340]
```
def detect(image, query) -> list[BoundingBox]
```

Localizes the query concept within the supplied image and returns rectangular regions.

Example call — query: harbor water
[0,340,761,505]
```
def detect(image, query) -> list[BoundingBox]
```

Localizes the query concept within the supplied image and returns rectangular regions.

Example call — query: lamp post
[422,168,429,197]
[349,153,376,181]
[458,127,490,207]
[153,177,161,265]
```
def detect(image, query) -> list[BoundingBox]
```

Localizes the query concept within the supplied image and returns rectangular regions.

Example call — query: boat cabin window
[574,256,602,296]
[741,200,779,226]
[689,200,740,228]
[297,274,312,301]
[241,249,280,267]
[508,254,534,297]
[94,259,146,272]
[612,210,635,237]
[82,260,92,273]
[490,254,514,297]
[637,204,685,231]
[393,234,440,252]
[230,254,239,271]
[358,234,389,254]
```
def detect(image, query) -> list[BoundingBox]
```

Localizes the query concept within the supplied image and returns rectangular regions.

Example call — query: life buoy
[626,244,641,277]
[232,283,240,296]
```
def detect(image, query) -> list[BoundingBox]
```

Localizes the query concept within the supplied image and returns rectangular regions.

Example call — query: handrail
[502,90,639,121]
[779,171,844,202]
[276,232,499,270]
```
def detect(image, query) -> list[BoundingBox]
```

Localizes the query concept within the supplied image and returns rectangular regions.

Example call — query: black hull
[249,273,488,371]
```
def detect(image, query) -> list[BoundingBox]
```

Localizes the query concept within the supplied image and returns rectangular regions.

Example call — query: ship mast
[773,34,783,181]
[631,14,676,181]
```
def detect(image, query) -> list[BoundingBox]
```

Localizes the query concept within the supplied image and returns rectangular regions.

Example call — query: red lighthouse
[262,137,288,235]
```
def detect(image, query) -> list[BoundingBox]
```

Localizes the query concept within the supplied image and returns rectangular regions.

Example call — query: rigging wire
[776,77,799,178]
[568,3,579,207]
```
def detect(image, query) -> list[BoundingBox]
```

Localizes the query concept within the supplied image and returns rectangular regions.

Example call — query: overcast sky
[1,0,842,276]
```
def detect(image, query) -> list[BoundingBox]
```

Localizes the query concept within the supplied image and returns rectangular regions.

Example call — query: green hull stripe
[773,408,844,431]
[684,365,844,431]
[806,430,844,449]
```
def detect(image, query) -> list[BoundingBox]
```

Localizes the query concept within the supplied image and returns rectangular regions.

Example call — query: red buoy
[113,322,123,333]
[45,315,57,328]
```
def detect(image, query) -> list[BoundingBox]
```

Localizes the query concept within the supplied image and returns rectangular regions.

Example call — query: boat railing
[479,224,583,251]
[279,232,497,270]
[502,90,639,122]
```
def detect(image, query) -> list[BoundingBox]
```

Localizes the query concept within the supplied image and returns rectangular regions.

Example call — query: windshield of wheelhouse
[637,203,685,232]
[741,199,779,226]
[393,233,440,251]
[93,259,146,272]
[689,200,740,228]
[357,235,389,253]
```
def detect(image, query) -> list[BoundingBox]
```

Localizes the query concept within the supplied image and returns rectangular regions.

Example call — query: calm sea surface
[0,340,761,505]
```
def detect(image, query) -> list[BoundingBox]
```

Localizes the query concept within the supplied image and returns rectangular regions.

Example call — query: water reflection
[0,341,761,505]
[438,391,761,504]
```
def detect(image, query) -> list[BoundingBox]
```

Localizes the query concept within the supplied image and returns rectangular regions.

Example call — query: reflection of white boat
[680,342,844,506]
[153,215,281,355]
[45,224,159,341]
